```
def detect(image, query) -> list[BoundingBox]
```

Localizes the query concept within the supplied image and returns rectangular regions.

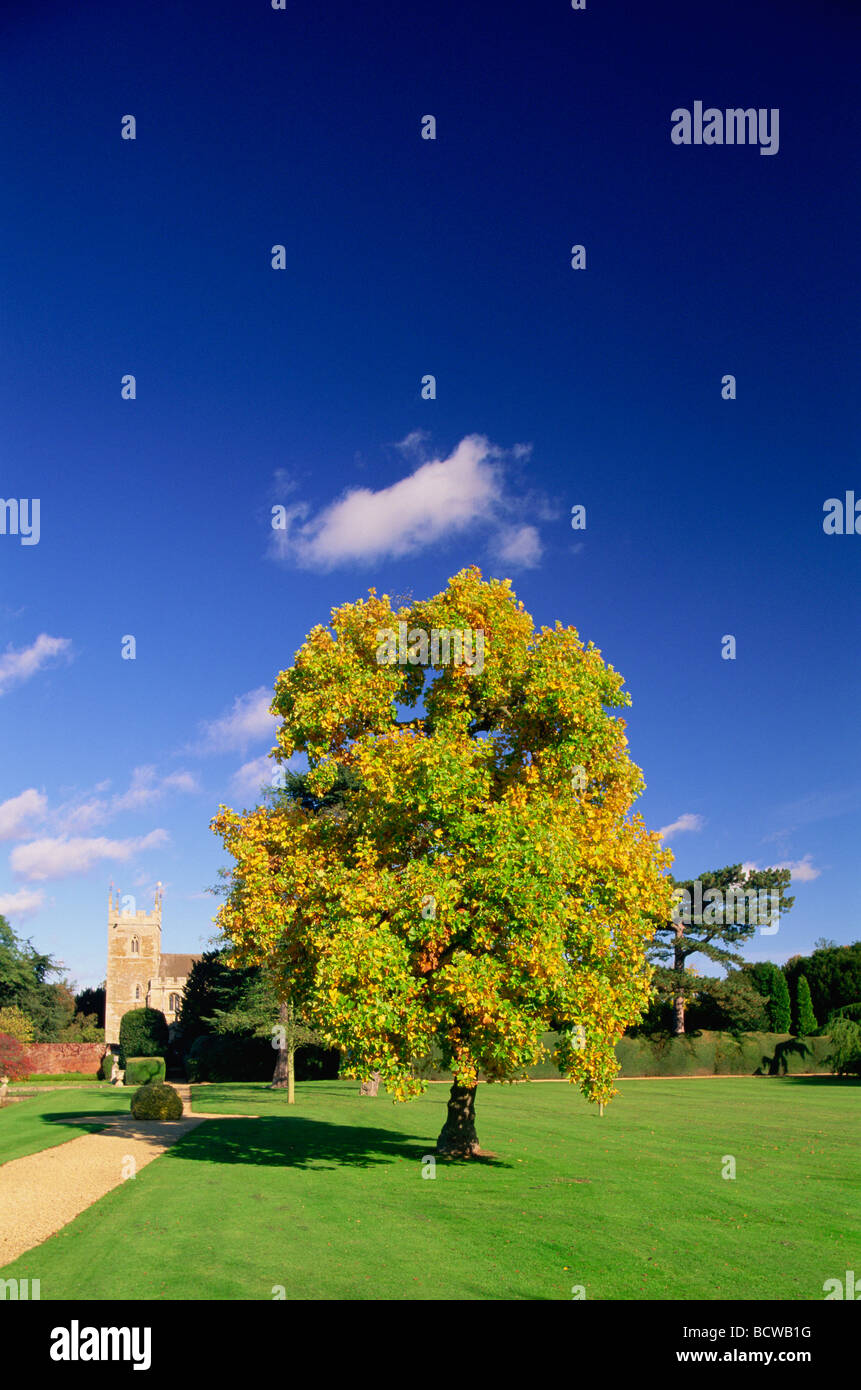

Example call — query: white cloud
[229,754,276,803]
[783,856,822,882]
[270,434,521,569]
[110,766,199,812]
[0,788,47,841]
[490,524,542,568]
[393,429,430,457]
[10,828,169,882]
[58,800,109,834]
[196,688,278,754]
[658,813,705,840]
[0,887,45,918]
[161,771,198,794]
[744,855,821,884]
[110,766,161,811]
[0,634,72,695]
[47,767,198,834]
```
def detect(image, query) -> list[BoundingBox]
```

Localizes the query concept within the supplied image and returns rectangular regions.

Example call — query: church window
[169,993,180,1012]
[131,936,140,954]
[135,984,142,1001]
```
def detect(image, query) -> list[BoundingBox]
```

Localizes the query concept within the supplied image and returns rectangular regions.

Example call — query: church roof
[158,953,201,980]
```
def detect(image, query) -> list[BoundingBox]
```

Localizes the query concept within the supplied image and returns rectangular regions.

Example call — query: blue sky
[0,0,858,990]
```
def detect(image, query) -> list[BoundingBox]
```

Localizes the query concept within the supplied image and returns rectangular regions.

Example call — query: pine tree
[796,974,818,1035]
[769,968,791,1032]
[650,868,794,1035]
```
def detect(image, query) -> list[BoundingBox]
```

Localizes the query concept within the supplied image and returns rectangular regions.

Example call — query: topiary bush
[99,1053,116,1080]
[123,1056,166,1087]
[130,1082,184,1120]
[118,1008,168,1067]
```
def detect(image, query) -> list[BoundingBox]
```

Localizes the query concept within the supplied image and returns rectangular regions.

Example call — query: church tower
[104,884,163,1045]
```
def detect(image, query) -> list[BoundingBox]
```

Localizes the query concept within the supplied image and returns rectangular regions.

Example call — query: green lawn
[0,1084,131,1165]
[2,1077,858,1300]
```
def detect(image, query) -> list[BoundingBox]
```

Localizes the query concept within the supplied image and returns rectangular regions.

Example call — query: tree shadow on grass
[162,1116,511,1171]
[39,1105,129,1132]
[777,1074,861,1087]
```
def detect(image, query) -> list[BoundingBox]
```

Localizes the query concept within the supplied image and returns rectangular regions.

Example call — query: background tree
[685,970,770,1034]
[768,967,792,1032]
[74,984,105,1028]
[783,941,861,1026]
[795,975,818,1035]
[212,567,673,1157]
[176,950,258,1054]
[749,960,781,998]
[57,1011,103,1042]
[650,866,794,1034]
[0,915,73,1039]
[0,1005,34,1043]
[205,969,321,1101]
[749,960,792,1031]
[826,1017,861,1076]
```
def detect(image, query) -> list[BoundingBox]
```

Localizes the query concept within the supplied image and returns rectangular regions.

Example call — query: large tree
[649,865,794,1035]
[212,567,673,1157]
[0,915,72,1039]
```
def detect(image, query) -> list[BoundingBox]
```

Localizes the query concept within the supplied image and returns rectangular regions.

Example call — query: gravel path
[0,1084,256,1267]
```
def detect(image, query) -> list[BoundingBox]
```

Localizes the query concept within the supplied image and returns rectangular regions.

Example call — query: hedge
[414,1031,833,1081]
[118,1008,168,1067]
[615,1031,833,1077]
[123,1056,167,1087]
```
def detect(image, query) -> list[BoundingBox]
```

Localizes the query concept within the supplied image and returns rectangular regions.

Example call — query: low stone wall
[19,1042,106,1076]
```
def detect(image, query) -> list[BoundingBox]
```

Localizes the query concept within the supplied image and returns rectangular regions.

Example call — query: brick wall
[18,1042,106,1075]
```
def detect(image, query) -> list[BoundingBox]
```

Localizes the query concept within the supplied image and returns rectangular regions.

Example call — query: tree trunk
[271,1001,295,1102]
[673,931,686,1035]
[436,1083,480,1158]
[359,1071,380,1096]
[673,991,686,1035]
